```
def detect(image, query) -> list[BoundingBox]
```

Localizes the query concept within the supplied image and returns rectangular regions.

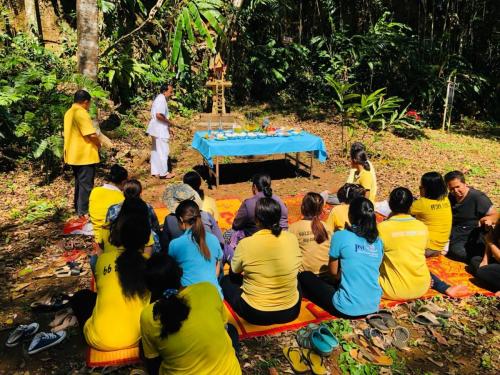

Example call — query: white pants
[150,136,169,176]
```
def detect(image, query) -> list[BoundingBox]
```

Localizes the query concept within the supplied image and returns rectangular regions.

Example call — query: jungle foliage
[0,0,499,173]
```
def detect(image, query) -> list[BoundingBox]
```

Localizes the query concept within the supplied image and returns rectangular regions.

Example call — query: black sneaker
[5,323,39,347]
[27,331,66,355]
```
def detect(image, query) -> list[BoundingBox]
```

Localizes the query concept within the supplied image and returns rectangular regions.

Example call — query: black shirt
[449,188,493,233]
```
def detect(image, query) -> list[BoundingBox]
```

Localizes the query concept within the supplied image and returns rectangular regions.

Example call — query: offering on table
[234,124,243,133]
[215,133,226,141]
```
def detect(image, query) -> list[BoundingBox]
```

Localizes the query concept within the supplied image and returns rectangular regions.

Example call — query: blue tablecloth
[191,131,328,168]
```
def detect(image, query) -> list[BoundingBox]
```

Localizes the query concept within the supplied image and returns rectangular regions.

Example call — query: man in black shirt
[444,171,498,262]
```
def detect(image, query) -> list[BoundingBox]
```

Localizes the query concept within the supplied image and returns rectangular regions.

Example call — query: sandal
[392,326,410,349]
[414,311,441,326]
[49,309,72,328]
[378,309,398,329]
[296,327,313,349]
[51,314,78,332]
[363,328,389,350]
[282,346,309,374]
[366,314,390,333]
[301,348,327,375]
[418,302,452,318]
[30,293,70,311]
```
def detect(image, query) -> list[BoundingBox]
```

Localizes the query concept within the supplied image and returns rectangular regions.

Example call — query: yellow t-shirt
[89,186,124,243]
[202,196,220,221]
[410,197,452,251]
[231,230,302,311]
[63,104,99,165]
[84,250,150,350]
[99,228,154,254]
[325,204,350,232]
[378,214,431,301]
[347,161,377,200]
[354,168,376,203]
[289,219,331,275]
[141,283,241,375]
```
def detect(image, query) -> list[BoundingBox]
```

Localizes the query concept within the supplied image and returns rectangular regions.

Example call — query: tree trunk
[77,0,98,80]
[24,0,40,38]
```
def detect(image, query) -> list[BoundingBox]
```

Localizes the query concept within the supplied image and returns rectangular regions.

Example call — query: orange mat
[153,196,493,339]
[86,345,141,368]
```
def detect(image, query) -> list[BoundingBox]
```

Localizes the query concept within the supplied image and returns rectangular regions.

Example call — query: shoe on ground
[28,331,66,355]
[5,323,39,347]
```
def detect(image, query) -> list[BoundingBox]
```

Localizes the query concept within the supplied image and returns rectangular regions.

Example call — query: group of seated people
[69,142,498,374]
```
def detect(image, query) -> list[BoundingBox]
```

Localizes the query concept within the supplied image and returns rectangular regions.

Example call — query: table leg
[295,152,300,169]
[215,156,220,188]
[309,152,313,179]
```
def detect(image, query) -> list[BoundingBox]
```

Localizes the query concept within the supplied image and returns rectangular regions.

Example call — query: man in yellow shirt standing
[64,90,101,218]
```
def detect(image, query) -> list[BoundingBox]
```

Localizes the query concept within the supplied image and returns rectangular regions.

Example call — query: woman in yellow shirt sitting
[410,172,452,257]
[325,183,366,232]
[69,201,151,351]
[141,253,241,375]
[221,197,302,325]
[183,171,220,221]
[289,192,331,277]
[351,149,376,203]
[379,187,468,300]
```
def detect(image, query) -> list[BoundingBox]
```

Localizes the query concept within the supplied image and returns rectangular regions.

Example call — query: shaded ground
[0,111,499,374]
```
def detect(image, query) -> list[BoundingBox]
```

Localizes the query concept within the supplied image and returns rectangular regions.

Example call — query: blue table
[191,131,328,186]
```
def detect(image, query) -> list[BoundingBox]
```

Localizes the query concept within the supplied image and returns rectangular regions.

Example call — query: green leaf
[183,8,195,43]
[200,9,223,35]
[33,139,48,159]
[171,15,184,65]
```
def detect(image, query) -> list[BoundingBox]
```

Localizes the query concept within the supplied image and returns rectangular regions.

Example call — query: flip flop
[301,348,327,375]
[366,314,390,332]
[51,314,78,332]
[282,346,309,374]
[30,294,70,311]
[414,311,441,326]
[378,309,398,329]
[362,328,389,350]
[418,302,452,318]
[392,326,410,349]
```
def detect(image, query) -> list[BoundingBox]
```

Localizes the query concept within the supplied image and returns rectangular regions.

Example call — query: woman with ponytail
[289,192,332,277]
[351,149,376,203]
[70,209,151,351]
[325,183,366,232]
[298,197,384,318]
[168,200,223,297]
[222,198,302,325]
[232,173,288,237]
[141,253,241,375]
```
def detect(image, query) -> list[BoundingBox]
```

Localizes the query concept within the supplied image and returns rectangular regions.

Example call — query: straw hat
[162,183,203,212]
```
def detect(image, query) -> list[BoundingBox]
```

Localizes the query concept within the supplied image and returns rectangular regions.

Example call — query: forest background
[0,0,499,174]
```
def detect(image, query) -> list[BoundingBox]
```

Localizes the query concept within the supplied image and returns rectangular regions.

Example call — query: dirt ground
[0,112,499,374]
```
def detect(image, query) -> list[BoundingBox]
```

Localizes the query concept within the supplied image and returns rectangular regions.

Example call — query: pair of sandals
[366,309,410,350]
[414,301,452,326]
[283,346,327,375]
[296,323,339,356]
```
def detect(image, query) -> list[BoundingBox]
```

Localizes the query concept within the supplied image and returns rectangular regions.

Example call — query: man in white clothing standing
[147,83,176,179]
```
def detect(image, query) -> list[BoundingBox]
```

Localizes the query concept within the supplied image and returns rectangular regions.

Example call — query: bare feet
[159,172,176,179]
[445,285,470,298]
[495,291,500,297]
